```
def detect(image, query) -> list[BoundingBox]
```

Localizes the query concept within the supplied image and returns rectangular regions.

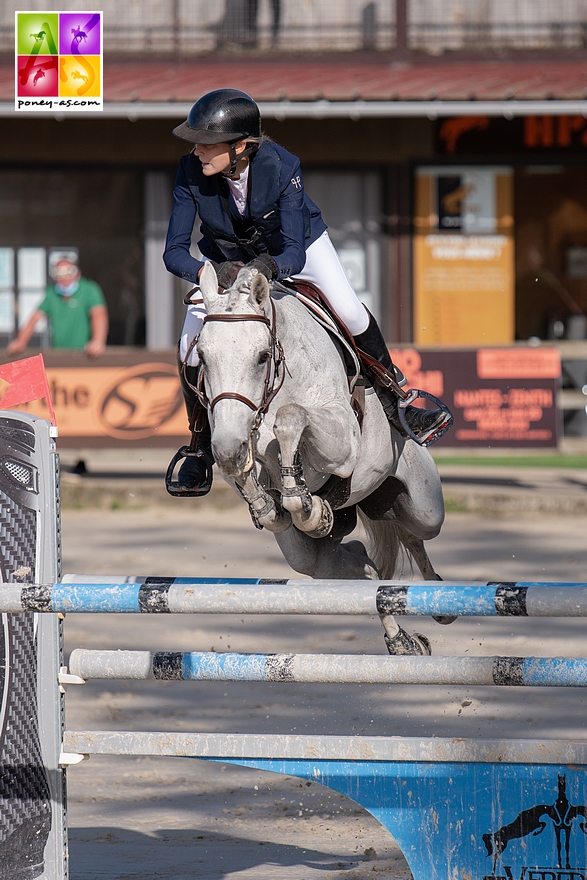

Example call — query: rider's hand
[210,261,244,290]
[246,254,278,281]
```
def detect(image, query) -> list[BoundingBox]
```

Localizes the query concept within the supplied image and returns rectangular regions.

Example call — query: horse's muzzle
[212,437,250,477]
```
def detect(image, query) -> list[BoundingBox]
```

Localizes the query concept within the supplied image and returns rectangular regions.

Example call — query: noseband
[196,297,286,431]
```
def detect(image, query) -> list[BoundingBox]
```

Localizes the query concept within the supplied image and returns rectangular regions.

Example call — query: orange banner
[477,348,561,379]
[12,361,185,441]
[414,166,515,346]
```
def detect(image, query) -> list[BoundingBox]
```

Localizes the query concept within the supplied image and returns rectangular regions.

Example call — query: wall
[0,115,434,343]
[0,116,433,166]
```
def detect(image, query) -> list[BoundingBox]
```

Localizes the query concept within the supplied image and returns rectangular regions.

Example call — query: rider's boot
[167,360,213,496]
[353,313,448,441]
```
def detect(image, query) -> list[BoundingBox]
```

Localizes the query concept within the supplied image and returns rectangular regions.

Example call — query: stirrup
[165,445,213,498]
[398,389,453,447]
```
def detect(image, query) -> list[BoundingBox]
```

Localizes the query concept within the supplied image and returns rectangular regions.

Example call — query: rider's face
[194,140,247,176]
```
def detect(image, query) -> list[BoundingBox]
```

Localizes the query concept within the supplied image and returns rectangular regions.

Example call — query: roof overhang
[1,99,587,120]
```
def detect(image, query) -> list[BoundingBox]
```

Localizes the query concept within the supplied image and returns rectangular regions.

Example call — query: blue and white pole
[3,576,587,616]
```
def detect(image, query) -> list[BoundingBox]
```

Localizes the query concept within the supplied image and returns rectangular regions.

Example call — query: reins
[194,296,287,432]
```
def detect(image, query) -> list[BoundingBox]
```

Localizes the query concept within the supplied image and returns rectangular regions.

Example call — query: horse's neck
[274,293,349,391]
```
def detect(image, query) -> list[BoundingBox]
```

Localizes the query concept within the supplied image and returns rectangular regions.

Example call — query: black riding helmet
[172,88,261,145]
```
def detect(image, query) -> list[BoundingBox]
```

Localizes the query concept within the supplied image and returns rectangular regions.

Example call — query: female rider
[164,88,449,495]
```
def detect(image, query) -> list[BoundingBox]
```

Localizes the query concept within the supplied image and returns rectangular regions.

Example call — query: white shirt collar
[225,162,250,216]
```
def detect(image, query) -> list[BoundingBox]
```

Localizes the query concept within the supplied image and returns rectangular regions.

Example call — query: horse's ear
[199,261,222,313]
[249,273,270,311]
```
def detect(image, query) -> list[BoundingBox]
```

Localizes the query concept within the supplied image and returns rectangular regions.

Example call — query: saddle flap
[279,280,406,399]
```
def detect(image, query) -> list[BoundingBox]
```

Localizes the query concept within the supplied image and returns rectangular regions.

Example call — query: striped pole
[68,649,587,687]
[3,576,587,616]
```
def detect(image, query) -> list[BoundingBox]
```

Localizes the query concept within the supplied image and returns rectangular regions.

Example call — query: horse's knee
[274,403,308,450]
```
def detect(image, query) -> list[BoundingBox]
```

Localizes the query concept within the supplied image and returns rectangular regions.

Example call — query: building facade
[1,0,586,363]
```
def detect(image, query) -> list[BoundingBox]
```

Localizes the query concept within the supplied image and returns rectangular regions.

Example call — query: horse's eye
[258,350,271,364]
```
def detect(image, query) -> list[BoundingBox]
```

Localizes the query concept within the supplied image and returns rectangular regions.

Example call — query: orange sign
[12,361,185,442]
[438,116,587,153]
[477,348,561,380]
[414,166,515,346]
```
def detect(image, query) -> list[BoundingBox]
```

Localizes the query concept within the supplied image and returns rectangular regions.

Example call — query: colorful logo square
[15,11,103,111]
[59,55,101,98]
[17,55,59,97]
[16,13,58,56]
[59,13,101,56]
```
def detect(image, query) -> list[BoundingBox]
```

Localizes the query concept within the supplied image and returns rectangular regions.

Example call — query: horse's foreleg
[273,403,337,539]
[231,467,291,533]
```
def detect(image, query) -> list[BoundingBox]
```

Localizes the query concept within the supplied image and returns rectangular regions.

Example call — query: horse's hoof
[309,499,334,538]
[295,496,334,539]
[384,628,431,656]
[433,615,457,625]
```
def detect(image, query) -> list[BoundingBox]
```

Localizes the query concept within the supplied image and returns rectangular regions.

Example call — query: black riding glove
[246,254,279,281]
[210,260,243,290]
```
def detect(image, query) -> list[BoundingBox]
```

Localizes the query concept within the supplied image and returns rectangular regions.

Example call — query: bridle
[194,296,286,432]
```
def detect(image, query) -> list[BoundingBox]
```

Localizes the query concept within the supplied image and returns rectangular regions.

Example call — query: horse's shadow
[69,825,385,878]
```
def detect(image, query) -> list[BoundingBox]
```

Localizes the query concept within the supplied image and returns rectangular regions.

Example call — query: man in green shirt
[7,258,108,357]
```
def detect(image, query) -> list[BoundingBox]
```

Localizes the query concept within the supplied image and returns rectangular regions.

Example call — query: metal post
[0,412,66,879]
[395,0,408,57]
[144,172,174,350]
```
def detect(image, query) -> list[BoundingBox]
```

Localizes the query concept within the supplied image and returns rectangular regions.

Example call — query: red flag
[0,354,56,426]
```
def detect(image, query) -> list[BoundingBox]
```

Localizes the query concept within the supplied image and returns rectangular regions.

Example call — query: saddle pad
[274,280,361,389]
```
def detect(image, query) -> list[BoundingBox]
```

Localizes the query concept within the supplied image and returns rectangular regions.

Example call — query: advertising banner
[414,166,515,346]
[436,114,587,155]
[390,346,561,448]
[0,351,185,447]
[0,347,560,449]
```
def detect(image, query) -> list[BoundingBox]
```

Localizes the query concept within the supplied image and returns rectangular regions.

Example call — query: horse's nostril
[212,439,248,474]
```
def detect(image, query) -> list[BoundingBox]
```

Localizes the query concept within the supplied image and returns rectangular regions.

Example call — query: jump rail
[3,575,587,616]
[2,412,587,880]
[68,648,587,687]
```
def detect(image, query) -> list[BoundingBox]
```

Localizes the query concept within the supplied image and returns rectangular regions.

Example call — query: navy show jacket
[163,141,327,283]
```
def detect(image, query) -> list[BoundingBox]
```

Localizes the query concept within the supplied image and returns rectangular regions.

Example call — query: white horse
[196,262,447,655]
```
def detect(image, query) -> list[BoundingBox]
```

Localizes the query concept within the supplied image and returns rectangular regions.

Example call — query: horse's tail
[357,511,416,579]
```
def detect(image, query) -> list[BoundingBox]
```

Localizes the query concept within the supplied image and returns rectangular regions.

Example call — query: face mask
[55,279,79,296]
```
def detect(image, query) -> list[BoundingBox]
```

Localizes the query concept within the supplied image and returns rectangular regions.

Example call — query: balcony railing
[411,22,587,54]
[2,0,587,55]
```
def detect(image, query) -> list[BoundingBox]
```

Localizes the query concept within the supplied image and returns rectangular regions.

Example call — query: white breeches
[179,230,368,367]
[180,300,207,367]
